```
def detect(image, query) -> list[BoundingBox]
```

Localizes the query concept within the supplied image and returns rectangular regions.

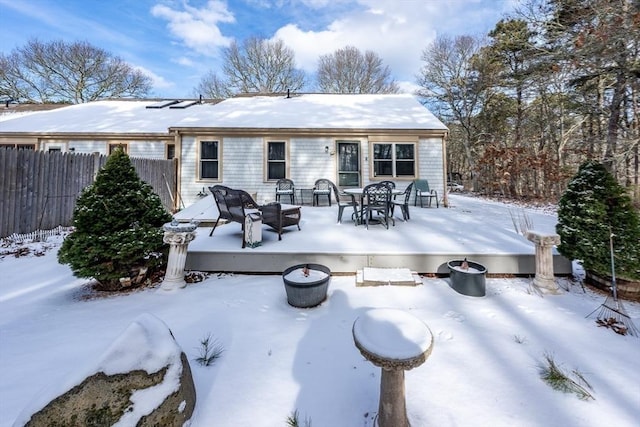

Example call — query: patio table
[343,188,404,196]
[344,187,403,226]
[297,188,314,205]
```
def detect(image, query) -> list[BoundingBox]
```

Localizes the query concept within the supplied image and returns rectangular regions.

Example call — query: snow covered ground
[1,195,639,427]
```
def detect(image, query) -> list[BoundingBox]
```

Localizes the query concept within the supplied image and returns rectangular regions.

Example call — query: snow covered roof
[0,94,447,134]
[0,100,198,134]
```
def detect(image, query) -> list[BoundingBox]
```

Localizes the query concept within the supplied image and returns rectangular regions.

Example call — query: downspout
[441,132,449,207]
[173,129,182,212]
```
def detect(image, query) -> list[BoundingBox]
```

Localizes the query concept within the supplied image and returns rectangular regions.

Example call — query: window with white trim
[0,143,35,150]
[199,140,220,180]
[372,143,416,178]
[166,144,175,160]
[266,141,287,180]
[109,143,127,154]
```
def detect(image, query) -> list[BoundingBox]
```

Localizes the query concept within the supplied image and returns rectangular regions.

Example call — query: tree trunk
[603,70,626,175]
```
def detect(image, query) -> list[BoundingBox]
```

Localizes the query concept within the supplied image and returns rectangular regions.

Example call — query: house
[0,93,449,209]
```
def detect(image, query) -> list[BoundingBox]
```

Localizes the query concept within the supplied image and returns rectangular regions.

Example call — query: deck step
[356,267,422,287]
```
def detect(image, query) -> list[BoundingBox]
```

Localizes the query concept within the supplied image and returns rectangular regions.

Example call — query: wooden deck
[180,194,572,276]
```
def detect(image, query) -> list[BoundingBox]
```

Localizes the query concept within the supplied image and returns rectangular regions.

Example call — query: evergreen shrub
[556,161,640,280]
[58,148,173,290]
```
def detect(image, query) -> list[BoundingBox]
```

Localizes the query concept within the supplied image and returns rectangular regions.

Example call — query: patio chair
[329,181,359,224]
[209,185,295,247]
[313,178,333,206]
[391,182,413,221]
[380,180,396,190]
[275,178,295,204]
[209,185,244,236]
[414,179,439,208]
[361,183,394,229]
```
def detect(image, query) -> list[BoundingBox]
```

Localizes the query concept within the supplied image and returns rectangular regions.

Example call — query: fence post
[93,152,101,178]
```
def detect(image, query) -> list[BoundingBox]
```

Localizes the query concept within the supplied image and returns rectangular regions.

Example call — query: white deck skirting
[181,194,572,276]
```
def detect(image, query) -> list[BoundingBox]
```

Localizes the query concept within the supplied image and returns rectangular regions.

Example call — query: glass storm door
[337,141,360,187]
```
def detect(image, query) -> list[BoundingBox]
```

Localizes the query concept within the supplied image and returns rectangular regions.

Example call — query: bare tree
[0,39,152,104]
[316,46,399,94]
[196,37,306,97]
[530,0,639,172]
[416,35,495,190]
[194,71,231,99]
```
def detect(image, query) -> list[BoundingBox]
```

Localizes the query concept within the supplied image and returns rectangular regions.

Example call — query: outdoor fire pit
[282,263,331,308]
[447,259,487,297]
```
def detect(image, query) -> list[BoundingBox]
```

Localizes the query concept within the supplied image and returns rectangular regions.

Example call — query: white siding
[129,141,165,159]
[290,137,335,189]
[223,137,266,201]
[181,136,270,205]
[179,134,445,207]
[42,141,66,152]
[68,140,107,154]
[418,137,445,195]
[360,140,371,188]
[180,135,200,205]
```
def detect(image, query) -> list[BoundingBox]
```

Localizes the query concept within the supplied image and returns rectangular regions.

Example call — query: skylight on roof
[145,100,180,109]
[169,100,199,109]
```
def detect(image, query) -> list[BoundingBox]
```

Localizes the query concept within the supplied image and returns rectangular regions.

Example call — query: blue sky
[0,0,519,98]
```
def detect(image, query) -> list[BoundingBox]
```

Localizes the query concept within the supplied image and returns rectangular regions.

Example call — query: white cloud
[272,0,439,82]
[396,80,421,95]
[273,0,511,84]
[135,65,174,90]
[174,56,196,67]
[151,0,235,57]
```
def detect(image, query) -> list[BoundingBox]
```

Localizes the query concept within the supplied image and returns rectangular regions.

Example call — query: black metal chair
[361,183,394,229]
[414,179,438,208]
[329,181,359,224]
[275,178,295,203]
[391,182,413,221]
[380,180,396,190]
[380,180,397,202]
[312,178,333,206]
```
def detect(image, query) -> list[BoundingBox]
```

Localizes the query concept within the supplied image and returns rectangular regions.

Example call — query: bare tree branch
[316,46,399,94]
[196,37,306,97]
[0,39,152,104]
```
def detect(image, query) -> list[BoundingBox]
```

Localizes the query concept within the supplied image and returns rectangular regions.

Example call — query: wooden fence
[0,149,177,237]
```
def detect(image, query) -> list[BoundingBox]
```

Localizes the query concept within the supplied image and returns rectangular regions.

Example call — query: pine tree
[58,148,173,290]
[556,161,640,280]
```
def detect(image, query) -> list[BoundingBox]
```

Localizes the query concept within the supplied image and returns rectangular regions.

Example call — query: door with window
[337,141,360,187]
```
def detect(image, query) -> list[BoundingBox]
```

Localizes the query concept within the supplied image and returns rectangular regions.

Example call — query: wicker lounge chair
[209,185,300,247]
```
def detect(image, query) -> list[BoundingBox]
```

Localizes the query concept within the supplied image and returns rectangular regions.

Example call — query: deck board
[182,194,572,275]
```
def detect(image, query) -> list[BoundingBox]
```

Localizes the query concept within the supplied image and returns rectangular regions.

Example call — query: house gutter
[171,128,182,212]
[442,132,449,207]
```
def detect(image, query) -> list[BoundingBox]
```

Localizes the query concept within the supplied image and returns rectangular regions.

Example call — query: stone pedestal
[161,220,198,291]
[353,308,433,427]
[525,230,561,293]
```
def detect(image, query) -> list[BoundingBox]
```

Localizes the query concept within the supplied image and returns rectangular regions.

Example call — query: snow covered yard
[1,232,639,426]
